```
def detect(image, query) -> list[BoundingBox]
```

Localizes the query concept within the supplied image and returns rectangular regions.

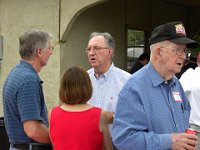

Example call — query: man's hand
[171,133,199,150]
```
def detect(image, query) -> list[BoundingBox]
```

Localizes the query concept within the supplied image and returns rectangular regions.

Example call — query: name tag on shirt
[172,91,182,102]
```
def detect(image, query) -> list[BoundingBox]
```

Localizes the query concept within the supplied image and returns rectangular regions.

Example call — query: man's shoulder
[113,66,131,77]
[8,65,39,84]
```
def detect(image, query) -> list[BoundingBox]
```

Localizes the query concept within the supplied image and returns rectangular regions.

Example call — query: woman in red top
[49,66,112,150]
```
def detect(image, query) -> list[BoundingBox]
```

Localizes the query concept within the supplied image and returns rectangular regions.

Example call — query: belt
[11,143,52,150]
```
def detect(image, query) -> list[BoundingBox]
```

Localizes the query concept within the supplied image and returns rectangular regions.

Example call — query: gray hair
[89,32,116,52]
[19,29,53,60]
[150,40,170,52]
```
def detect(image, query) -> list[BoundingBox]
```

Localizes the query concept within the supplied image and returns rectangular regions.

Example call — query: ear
[35,48,43,58]
[108,48,113,56]
[155,47,163,61]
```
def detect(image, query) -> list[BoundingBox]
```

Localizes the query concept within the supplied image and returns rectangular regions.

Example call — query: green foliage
[127,29,144,46]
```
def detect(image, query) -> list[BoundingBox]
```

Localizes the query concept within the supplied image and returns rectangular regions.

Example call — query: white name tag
[172,91,182,102]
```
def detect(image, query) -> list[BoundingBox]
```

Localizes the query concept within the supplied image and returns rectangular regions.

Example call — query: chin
[90,63,98,68]
[175,69,181,74]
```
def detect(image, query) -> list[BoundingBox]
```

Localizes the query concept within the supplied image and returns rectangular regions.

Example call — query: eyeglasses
[160,46,188,55]
[85,46,110,53]
[48,46,54,51]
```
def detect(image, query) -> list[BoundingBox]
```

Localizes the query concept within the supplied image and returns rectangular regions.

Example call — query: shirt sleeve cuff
[158,134,172,150]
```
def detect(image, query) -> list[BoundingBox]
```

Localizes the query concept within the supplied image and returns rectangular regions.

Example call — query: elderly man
[112,22,199,150]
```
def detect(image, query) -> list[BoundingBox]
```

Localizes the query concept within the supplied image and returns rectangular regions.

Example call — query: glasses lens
[169,47,187,55]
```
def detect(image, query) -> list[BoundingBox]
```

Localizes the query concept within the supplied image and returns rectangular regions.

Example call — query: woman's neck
[60,103,93,112]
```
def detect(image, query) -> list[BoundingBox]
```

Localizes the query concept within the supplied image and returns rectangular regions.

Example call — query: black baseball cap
[149,21,199,48]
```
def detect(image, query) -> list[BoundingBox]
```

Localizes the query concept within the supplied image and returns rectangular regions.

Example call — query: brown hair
[59,66,92,104]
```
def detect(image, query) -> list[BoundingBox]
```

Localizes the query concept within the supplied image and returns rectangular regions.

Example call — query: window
[127,29,145,73]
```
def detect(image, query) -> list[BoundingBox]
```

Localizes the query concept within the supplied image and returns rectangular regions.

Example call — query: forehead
[88,36,106,46]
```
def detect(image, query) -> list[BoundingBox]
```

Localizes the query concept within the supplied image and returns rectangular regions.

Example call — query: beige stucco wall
[0,0,108,117]
[0,0,60,117]
[60,0,107,42]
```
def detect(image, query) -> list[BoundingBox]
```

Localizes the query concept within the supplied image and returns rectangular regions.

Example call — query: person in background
[130,52,150,74]
[49,66,113,150]
[180,52,200,150]
[86,32,131,130]
[3,29,53,150]
[112,21,199,150]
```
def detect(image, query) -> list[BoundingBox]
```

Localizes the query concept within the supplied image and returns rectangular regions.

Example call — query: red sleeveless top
[50,106,103,150]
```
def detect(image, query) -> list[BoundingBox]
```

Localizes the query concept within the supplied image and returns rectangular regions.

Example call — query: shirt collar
[20,60,43,83]
[94,63,114,81]
[147,62,176,87]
